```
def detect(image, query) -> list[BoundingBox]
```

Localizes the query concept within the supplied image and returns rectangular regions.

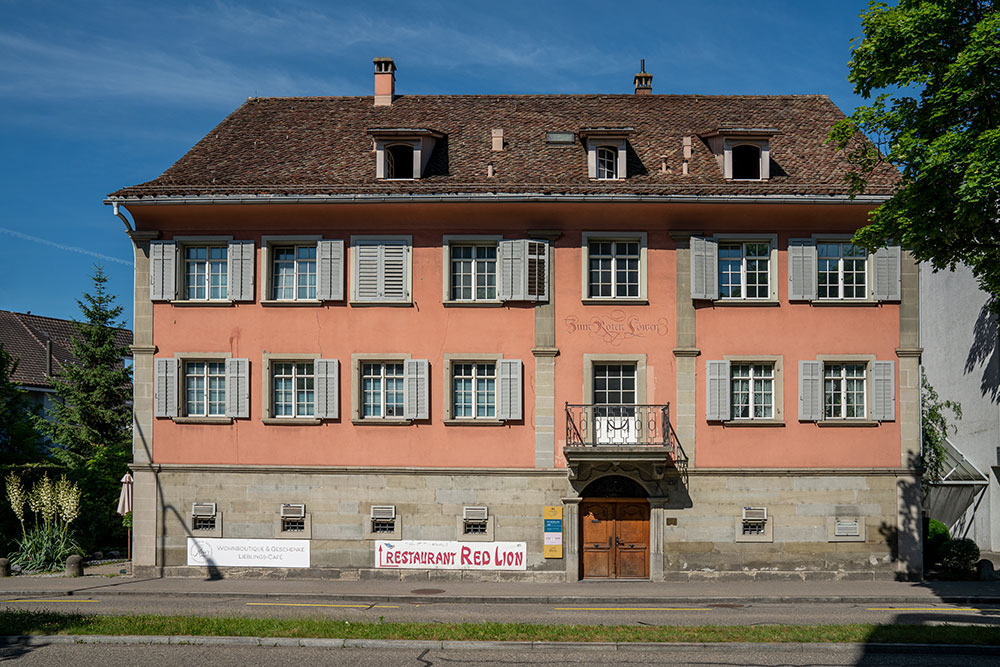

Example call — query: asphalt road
[3,593,1000,627]
[2,642,998,666]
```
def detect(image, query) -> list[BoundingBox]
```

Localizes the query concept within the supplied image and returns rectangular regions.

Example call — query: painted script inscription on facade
[187,538,310,568]
[564,310,668,345]
[375,540,527,570]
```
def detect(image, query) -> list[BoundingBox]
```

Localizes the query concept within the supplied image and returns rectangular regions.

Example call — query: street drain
[410,588,445,595]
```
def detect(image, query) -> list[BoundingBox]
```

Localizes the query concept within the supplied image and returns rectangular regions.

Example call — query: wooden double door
[580,499,650,579]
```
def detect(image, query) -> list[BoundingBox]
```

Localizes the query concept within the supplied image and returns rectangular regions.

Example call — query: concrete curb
[4,589,1000,605]
[3,635,1000,654]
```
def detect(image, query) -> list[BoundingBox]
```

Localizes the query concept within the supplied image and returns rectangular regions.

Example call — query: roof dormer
[579,127,634,180]
[368,128,444,180]
[701,127,779,181]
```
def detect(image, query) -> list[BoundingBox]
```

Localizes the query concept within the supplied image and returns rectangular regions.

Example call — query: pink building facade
[110,60,920,581]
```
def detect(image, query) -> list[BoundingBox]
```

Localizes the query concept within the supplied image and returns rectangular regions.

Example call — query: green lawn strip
[2,610,997,645]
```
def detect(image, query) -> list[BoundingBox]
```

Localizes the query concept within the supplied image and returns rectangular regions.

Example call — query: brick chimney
[634,59,653,95]
[373,57,396,107]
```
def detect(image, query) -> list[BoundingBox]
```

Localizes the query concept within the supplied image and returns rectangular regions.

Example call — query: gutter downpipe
[113,202,134,233]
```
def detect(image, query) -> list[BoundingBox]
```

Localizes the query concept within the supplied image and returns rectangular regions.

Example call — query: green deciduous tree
[38,266,132,552]
[0,344,45,464]
[829,0,1000,300]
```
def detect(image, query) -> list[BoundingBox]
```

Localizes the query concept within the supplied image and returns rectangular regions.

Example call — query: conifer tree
[40,266,132,463]
[38,266,132,551]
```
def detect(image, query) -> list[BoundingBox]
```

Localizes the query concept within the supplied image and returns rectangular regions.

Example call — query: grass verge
[1,610,998,645]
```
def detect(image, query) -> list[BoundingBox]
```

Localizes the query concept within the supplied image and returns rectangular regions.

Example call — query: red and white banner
[375,540,527,570]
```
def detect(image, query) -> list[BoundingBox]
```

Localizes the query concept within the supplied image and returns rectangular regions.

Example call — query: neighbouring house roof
[108,94,899,200]
[0,310,132,390]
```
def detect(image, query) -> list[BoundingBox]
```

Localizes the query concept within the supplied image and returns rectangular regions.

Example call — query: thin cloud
[0,227,131,266]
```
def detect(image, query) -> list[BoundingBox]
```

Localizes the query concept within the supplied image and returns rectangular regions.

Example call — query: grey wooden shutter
[381,242,408,300]
[149,241,176,301]
[154,358,178,418]
[354,242,380,301]
[498,239,525,301]
[227,241,255,301]
[871,360,895,421]
[798,361,822,421]
[497,359,523,421]
[689,236,718,300]
[788,239,817,301]
[705,360,730,421]
[873,245,901,301]
[314,358,340,419]
[225,358,249,419]
[526,240,549,301]
[403,359,429,420]
[317,239,344,301]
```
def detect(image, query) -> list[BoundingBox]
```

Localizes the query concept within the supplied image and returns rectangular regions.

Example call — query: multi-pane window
[452,363,496,419]
[271,245,317,300]
[184,361,226,417]
[184,246,227,300]
[588,241,640,298]
[824,363,867,419]
[362,362,405,418]
[818,242,867,299]
[718,242,770,299]
[596,146,618,179]
[272,362,315,418]
[730,363,774,419]
[450,244,497,301]
[593,364,636,406]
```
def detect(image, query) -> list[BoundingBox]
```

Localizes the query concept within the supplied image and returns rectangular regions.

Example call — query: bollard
[0,557,10,577]
[66,554,84,577]
[977,558,996,581]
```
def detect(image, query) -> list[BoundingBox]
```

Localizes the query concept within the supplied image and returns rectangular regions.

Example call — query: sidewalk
[4,569,1000,605]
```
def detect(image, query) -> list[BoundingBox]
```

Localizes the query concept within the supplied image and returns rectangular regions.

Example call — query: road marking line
[554,607,711,611]
[866,607,979,611]
[6,599,99,603]
[246,602,398,609]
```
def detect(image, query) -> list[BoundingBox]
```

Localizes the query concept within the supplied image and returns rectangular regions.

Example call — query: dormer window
[369,128,444,180]
[701,127,778,181]
[596,147,618,180]
[385,144,414,179]
[580,127,633,180]
[731,144,761,180]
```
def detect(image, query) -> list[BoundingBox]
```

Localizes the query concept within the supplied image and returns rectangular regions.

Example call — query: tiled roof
[109,94,898,199]
[0,310,132,390]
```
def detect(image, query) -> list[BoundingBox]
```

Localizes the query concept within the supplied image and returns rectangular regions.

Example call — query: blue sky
[0,0,871,327]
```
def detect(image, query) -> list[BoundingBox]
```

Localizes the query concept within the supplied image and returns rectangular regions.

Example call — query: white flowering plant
[5,472,84,572]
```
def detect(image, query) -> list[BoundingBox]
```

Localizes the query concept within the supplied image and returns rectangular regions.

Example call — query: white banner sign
[375,540,526,570]
[187,538,310,568]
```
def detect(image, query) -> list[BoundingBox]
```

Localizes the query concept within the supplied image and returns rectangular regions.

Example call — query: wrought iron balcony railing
[565,403,674,448]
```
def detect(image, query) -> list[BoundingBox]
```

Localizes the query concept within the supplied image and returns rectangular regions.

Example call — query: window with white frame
[183,246,228,300]
[155,357,249,421]
[444,237,548,304]
[450,244,497,301]
[271,244,317,301]
[588,240,640,298]
[823,363,867,419]
[452,362,497,419]
[272,362,315,418]
[362,362,405,418]
[718,242,770,299]
[706,357,782,423]
[817,242,867,299]
[184,361,226,417]
[596,146,618,180]
[384,144,414,179]
[730,363,774,420]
